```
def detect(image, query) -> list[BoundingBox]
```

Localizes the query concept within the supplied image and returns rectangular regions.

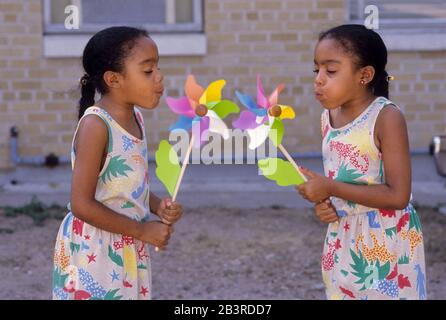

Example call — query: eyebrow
[138,57,159,65]
[314,59,341,65]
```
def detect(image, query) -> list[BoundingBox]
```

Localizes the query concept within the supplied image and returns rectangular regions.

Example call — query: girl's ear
[359,66,375,85]
[103,71,122,89]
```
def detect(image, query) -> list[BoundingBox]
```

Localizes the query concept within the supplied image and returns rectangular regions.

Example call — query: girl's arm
[298,106,411,210]
[149,192,162,215]
[70,115,144,238]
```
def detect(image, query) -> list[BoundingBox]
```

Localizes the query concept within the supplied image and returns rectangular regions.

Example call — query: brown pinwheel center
[268,105,282,117]
[195,104,208,117]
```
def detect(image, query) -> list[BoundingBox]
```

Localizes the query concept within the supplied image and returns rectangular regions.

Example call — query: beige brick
[271,33,298,42]
[418,113,445,121]
[239,34,267,42]
[9,59,40,68]
[285,0,316,11]
[0,70,25,78]
[255,1,282,10]
[308,11,329,20]
[223,2,251,10]
[405,104,430,112]
[246,12,258,20]
[2,92,15,101]
[61,112,77,122]
[13,36,42,47]
[421,73,445,81]
[13,81,41,90]
[317,0,344,9]
[230,12,243,21]
[29,69,59,78]
[45,123,75,133]
[19,92,32,100]
[62,133,74,144]
[414,83,425,92]
[0,3,23,12]
[28,113,57,122]
[45,102,71,111]
[12,102,41,111]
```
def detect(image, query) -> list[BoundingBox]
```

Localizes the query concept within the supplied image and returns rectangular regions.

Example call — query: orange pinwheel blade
[185,75,204,108]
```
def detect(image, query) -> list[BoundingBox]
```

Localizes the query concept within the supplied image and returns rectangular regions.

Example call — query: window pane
[176,0,193,23]
[51,0,72,24]
[350,0,446,20]
[82,0,166,24]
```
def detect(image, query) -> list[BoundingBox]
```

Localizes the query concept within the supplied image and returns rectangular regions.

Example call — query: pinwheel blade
[256,75,269,108]
[166,96,195,118]
[207,110,230,139]
[199,79,226,105]
[185,75,204,105]
[278,105,295,120]
[235,91,268,117]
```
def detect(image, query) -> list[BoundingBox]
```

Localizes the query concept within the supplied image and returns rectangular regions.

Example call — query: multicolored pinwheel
[233,75,295,149]
[156,75,239,202]
[166,75,239,148]
[233,75,307,186]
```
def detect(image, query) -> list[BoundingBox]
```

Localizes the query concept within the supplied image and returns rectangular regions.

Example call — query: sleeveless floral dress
[320,97,426,300]
[53,106,152,300]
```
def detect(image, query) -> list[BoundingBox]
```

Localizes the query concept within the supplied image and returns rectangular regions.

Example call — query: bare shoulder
[376,104,407,130]
[75,114,108,150]
[375,103,408,145]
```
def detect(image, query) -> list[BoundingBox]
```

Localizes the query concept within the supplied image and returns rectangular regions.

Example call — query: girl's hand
[314,199,339,223]
[156,198,183,225]
[136,221,174,248]
[295,167,333,203]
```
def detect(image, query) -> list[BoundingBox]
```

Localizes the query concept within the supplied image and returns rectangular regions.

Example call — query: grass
[1,195,66,226]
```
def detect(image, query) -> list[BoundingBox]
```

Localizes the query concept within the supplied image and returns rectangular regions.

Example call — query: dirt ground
[0,205,444,300]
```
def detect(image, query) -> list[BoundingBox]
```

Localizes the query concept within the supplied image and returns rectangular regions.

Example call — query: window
[348,0,446,50]
[349,0,446,32]
[44,0,203,34]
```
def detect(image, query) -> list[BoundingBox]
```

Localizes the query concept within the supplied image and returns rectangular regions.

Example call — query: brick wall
[0,0,445,169]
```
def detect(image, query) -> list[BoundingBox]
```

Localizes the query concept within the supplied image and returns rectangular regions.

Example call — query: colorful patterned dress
[53,106,152,300]
[320,97,426,300]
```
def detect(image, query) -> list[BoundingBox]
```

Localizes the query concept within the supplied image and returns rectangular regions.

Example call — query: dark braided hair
[319,24,390,98]
[78,26,149,119]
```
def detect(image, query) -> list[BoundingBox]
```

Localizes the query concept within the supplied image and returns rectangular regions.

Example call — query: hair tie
[80,74,90,86]
[386,75,395,82]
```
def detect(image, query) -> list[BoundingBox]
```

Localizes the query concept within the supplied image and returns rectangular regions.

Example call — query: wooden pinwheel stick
[172,134,195,202]
[277,144,308,182]
[155,135,195,252]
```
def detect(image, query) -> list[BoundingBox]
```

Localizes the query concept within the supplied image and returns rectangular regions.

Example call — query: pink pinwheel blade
[192,116,210,148]
[233,110,260,130]
[166,96,195,118]
[268,83,285,107]
[256,75,269,109]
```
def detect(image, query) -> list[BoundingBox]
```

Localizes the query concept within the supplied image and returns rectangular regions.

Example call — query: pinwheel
[156,75,239,202]
[233,75,307,186]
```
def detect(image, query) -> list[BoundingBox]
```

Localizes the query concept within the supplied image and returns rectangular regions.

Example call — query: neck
[96,95,134,123]
[340,92,376,118]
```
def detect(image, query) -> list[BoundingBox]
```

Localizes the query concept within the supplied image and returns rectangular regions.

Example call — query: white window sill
[378,30,446,51]
[43,33,207,58]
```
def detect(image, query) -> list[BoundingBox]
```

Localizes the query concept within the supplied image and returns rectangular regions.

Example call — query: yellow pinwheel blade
[279,105,295,119]
[199,79,226,105]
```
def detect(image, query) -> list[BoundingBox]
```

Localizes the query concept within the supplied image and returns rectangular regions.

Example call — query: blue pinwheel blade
[235,91,268,117]
[169,115,194,132]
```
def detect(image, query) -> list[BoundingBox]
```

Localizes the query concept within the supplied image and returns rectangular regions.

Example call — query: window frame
[346,0,446,51]
[43,0,204,34]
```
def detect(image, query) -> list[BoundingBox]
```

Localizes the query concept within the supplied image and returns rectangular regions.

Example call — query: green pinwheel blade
[208,100,240,119]
[155,140,181,197]
[258,157,305,186]
[268,118,284,147]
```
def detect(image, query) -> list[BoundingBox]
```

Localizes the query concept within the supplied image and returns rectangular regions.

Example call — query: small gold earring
[360,79,366,85]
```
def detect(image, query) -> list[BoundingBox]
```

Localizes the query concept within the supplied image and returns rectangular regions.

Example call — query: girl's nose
[156,69,164,83]
[314,72,323,86]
